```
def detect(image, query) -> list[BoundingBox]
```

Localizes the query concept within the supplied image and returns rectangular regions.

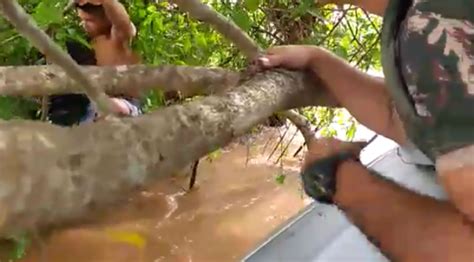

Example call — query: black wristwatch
[300,151,359,204]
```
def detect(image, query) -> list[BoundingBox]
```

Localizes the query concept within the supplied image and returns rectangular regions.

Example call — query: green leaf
[275,173,286,185]
[206,149,222,162]
[244,0,261,12]
[231,9,252,32]
[32,0,63,28]
[346,122,357,140]
[10,234,30,260]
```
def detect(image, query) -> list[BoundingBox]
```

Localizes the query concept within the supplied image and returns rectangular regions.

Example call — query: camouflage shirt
[381,0,474,160]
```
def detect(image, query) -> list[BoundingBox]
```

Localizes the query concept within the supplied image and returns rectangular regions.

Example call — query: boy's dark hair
[75,3,106,17]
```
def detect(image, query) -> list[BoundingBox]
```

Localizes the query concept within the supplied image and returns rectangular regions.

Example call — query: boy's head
[75,1,111,37]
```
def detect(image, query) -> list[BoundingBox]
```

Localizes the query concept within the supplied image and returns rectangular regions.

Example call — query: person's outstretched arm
[302,138,474,261]
[334,160,474,261]
[260,46,407,145]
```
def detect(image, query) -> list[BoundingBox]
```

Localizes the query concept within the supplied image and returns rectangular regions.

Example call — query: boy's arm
[101,0,135,42]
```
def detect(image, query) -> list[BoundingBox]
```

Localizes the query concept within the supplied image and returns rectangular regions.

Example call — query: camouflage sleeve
[381,0,474,160]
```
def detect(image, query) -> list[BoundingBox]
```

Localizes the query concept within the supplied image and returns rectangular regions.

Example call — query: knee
[111,98,131,115]
[437,146,474,221]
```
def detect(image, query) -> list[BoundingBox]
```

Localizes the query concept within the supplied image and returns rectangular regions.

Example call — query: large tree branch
[169,0,261,59]
[0,65,240,97]
[0,0,339,238]
[169,0,326,146]
[0,0,115,114]
[0,69,333,237]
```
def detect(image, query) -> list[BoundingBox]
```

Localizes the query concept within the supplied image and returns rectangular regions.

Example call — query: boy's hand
[258,45,322,71]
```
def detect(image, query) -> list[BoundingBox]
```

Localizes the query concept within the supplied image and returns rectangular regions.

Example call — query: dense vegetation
[0,0,381,137]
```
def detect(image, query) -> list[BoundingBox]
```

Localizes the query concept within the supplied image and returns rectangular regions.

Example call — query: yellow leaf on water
[105,229,147,249]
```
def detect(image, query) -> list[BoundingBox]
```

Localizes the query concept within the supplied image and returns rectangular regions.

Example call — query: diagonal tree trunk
[0,68,335,237]
[0,0,340,241]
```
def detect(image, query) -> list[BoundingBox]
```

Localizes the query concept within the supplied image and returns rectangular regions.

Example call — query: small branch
[317,7,349,45]
[169,0,261,59]
[362,10,381,34]
[252,27,285,45]
[354,33,381,66]
[40,96,48,121]
[0,0,115,115]
[281,110,316,146]
[344,17,363,48]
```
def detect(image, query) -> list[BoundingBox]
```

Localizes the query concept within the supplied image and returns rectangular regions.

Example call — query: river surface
[2,127,311,262]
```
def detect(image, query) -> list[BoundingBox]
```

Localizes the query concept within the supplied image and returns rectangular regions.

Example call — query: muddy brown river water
[1,128,310,262]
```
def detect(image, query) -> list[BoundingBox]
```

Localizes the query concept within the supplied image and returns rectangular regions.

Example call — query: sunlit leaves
[243,0,261,12]
[0,97,38,120]
[231,8,252,32]
[32,0,64,28]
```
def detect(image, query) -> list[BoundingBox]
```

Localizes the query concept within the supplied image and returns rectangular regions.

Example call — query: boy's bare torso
[92,34,139,66]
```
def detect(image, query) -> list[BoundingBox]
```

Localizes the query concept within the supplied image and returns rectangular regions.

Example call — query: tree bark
[0,69,335,237]
[0,65,240,97]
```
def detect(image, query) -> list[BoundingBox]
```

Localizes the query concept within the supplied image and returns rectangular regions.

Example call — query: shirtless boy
[49,0,141,126]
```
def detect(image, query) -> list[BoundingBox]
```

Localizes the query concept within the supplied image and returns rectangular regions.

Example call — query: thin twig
[317,7,349,45]
[362,9,381,34]
[275,128,299,164]
[0,0,115,115]
[344,17,363,48]
[0,34,20,46]
[354,33,381,66]
[267,124,290,161]
[252,27,285,45]
[281,110,316,146]
[261,129,278,155]
[40,96,48,121]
